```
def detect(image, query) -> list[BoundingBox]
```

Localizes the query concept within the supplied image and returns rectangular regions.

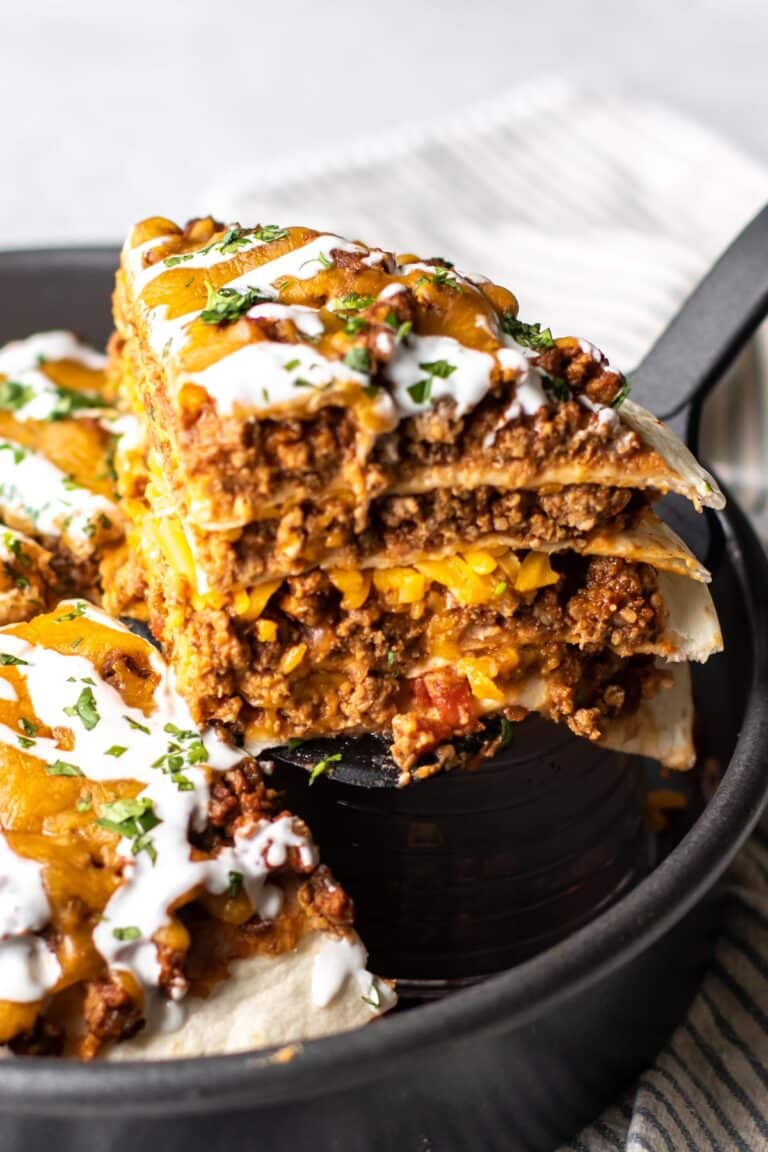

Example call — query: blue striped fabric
[211,82,768,1150]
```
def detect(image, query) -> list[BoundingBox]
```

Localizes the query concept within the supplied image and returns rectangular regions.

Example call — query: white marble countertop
[1,0,767,248]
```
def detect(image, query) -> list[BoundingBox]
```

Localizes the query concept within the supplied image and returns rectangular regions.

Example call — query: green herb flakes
[113,926,141,942]
[56,602,87,623]
[96,797,160,865]
[309,752,342,784]
[611,377,631,408]
[200,281,269,325]
[227,870,244,899]
[500,315,555,350]
[46,760,84,777]
[344,347,372,373]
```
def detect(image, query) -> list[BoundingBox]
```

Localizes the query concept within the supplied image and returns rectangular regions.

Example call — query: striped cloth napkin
[207,81,768,1151]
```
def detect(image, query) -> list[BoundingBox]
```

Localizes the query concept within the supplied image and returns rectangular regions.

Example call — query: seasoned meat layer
[139,544,668,768]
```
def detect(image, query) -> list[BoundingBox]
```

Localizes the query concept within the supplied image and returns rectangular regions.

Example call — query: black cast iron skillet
[0,207,765,1152]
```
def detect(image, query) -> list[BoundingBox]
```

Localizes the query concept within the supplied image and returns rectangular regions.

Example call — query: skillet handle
[629,203,768,429]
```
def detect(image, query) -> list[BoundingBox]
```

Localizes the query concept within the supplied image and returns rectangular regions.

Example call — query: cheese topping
[125,220,625,431]
[0,603,378,1022]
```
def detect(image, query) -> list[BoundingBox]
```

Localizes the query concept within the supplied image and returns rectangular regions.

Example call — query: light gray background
[1,0,767,248]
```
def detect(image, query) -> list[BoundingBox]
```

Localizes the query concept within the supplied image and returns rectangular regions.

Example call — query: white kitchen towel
[208,82,768,1151]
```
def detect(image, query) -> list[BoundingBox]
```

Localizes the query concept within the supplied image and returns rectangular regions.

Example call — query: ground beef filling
[143,546,668,767]
[121,315,645,530]
[241,552,667,681]
[219,484,645,586]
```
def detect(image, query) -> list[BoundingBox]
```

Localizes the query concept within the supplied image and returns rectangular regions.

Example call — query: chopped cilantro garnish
[75,792,92,813]
[501,315,555,350]
[163,252,195,268]
[611,377,631,408]
[105,745,127,758]
[20,718,37,737]
[545,375,570,402]
[46,760,84,777]
[124,714,151,735]
[164,723,198,741]
[253,225,288,243]
[415,266,463,293]
[419,359,456,379]
[63,686,100,731]
[48,386,108,421]
[0,443,26,464]
[329,293,375,316]
[217,225,254,256]
[286,737,304,751]
[283,358,301,372]
[113,926,141,941]
[493,581,508,597]
[97,797,160,865]
[17,736,35,749]
[227,870,244,899]
[344,347,372,373]
[499,717,513,750]
[200,281,269,325]
[56,602,87,622]
[386,649,397,667]
[407,359,456,405]
[316,252,333,270]
[0,653,28,666]
[153,723,207,790]
[361,981,382,1009]
[0,379,35,411]
[309,752,342,784]
[407,378,432,404]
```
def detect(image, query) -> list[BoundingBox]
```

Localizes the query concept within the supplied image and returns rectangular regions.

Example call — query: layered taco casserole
[0,215,723,1057]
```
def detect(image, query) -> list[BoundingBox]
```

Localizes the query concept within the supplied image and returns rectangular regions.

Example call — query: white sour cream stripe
[140,234,366,359]
[0,332,107,376]
[0,439,119,547]
[186,341,371,416]
[383,334,495,419]
[0,834,61,1002]
[127,229,270,294]
[0,604,376,1015]
[245,302,325,339]
[0,331,110,423]
[310,936,394,1012]
[131,227,619,436]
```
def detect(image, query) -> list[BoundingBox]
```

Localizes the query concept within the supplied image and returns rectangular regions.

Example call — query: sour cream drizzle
[383,334,495,419]
[311,935,393,1011]
[0,604,376,1015]
[0,331,110,424]
[0,332,107,376]
[0,834,61,1002]
[0,440,118,549]
[186,341,372,416]
[131,225,621,440]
